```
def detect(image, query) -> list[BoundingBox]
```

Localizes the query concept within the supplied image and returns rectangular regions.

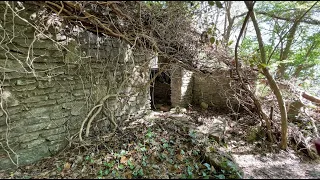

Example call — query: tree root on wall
[79,94,118,142]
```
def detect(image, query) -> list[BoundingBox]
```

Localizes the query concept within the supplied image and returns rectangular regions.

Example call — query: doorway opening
[150,56,171,111]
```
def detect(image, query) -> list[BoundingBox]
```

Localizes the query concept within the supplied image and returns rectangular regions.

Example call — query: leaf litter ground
[0,106,320,179]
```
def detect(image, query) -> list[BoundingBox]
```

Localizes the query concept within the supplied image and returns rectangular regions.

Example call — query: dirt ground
[233,151,320,179]
[224,113,320,179]
[227,136,320,179]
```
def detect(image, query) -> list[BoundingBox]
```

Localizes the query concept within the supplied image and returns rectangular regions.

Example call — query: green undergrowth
[1,119,243,179]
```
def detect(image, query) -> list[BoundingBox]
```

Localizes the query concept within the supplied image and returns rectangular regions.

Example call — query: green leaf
[208,1,215,6]
[192,149,199,155]
[114,153,120,158]
[104,169,110,175]
[228,40,234,46]
[146,131,153,138]
[127,160,135,170]
[98,170,103,176]
[168,148,175,155]
[142,160,147,166]
[118,164,125,170]
[210,37,215,44]
[85,156,90,161]
[260,63,268,68]
[187,165,193,176]
[160,153,167,159]
[127,160,133,166]
[203,163,211,170]
[215,174,226,179]
[132,170,138,176]
[202,171,207,176]
[180,149,185,155]
[138,168,144,176]
[106,161,115,168]
[181,174,187,178]
[120,150,126,156]
[189,130,196,138]
[215,1,223,8]
[163,143,169,148]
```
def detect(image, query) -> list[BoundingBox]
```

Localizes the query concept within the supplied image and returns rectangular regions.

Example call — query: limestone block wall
[0,2,150,169]
[170,66,193,107]
[192,68,257,110]
[192,70,235,109]
[171,67,237,109]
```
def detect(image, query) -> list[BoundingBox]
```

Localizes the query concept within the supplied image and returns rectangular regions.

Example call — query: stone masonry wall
[170,65,193,107]
[171,67,236,109]
[0,2,150,169]
[192,70,235,109]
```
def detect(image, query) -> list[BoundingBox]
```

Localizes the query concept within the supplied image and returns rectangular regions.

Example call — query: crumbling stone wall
[0,2,150,169]
[170,67,238,109]
[171,66,256,110]
[192,70,235,109]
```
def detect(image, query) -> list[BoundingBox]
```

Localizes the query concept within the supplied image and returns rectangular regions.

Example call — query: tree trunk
[262,68,288,149]
[235,2,274,143]
[247,4,288,149]
[276,20,300,79]
[292,65,303,78]
[223,1,233,47]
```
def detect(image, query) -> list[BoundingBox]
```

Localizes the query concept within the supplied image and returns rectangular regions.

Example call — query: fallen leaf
[105,154,113,162]
[187,150,192,156]
[63,162,71,171]
[120,156,128,165]
[127,150,136,155]
[176,154,184,161]
[125,171,132,179]
[40,171,49,177]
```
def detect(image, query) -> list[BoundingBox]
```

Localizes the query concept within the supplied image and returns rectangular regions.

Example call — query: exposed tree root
[79,94,118,142]
[79,104,102,142]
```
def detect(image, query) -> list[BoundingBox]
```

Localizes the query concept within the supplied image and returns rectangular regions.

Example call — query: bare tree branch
[256,11,320,25]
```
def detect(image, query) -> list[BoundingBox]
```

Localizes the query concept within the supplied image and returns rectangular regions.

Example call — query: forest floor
[225,114,320,179]
[0,106,319,179]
